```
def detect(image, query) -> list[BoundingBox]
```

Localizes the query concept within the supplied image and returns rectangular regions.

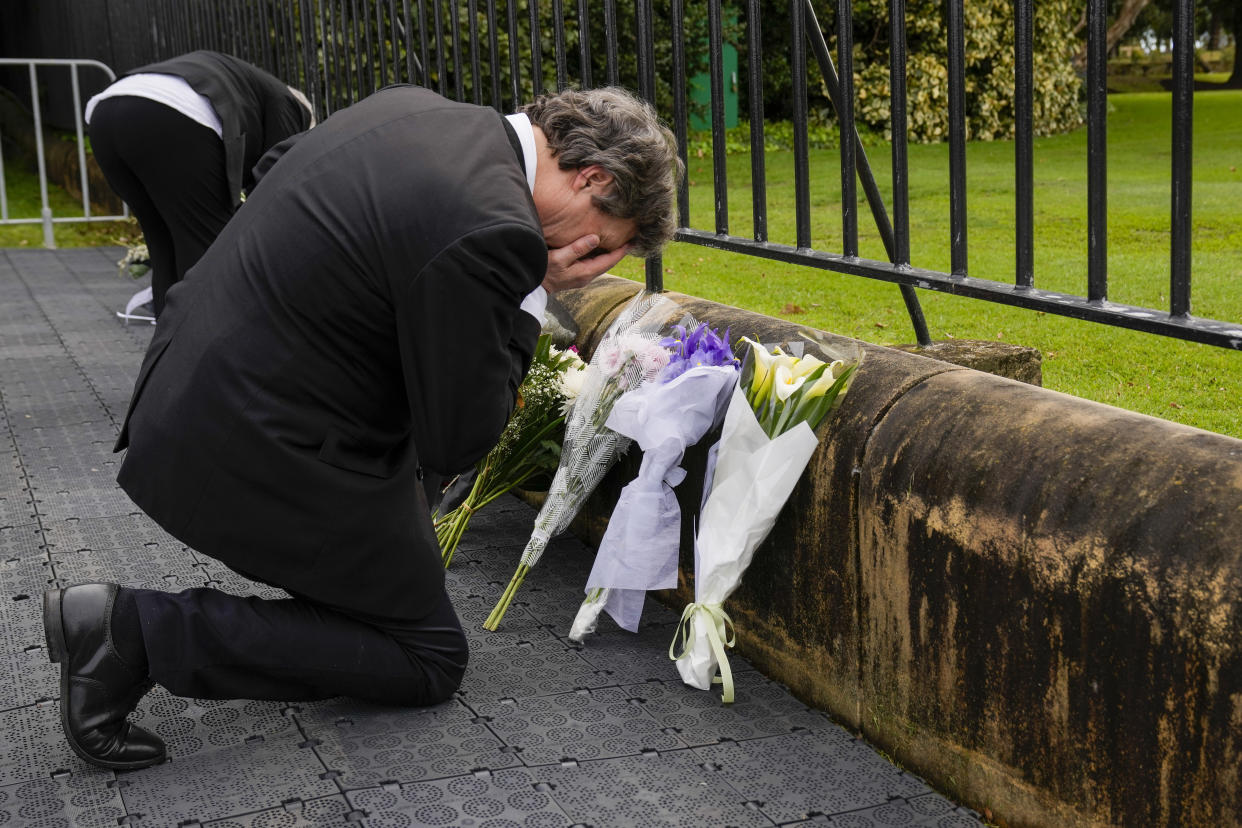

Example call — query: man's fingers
[578,242,630,274]
[569,234,601,259]
[543,237,633,294]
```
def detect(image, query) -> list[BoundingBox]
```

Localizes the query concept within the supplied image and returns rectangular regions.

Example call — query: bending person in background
[87,49,315,320]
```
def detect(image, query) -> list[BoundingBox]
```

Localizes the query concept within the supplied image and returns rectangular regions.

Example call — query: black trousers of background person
[89,96,235,318]
[130,581,469,705]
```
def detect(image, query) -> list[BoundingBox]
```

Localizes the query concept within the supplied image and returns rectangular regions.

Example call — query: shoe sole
[42,589,166,771]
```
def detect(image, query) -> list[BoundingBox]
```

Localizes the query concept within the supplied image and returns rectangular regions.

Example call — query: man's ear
[575,165,614,191]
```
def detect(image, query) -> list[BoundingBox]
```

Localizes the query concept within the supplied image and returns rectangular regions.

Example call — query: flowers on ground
[484,290,678,630]
[434,334,585,566]
[569,322,739,641]
[117,243,150,279]
[670,335,859,702]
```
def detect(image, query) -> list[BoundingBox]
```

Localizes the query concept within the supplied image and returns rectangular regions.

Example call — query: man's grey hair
[522,87,682,257]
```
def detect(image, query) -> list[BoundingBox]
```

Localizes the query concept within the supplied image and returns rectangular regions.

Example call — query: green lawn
[0,162,139,249]
[611,90,1242,439]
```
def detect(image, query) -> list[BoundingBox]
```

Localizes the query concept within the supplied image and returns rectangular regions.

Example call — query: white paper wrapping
[568,365,738,640]
[673,383,820,693]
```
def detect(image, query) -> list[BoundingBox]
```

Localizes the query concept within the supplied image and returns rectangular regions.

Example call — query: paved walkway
[0,246,986,827]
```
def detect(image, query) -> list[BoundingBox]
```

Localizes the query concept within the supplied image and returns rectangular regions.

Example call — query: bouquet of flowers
[435,333,586,566]
[484,290,678,630]
[117,243,150,280]
[670,334,860,702]
[568,322,740,642]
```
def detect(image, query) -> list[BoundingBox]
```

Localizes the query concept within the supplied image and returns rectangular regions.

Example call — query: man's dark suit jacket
[115,86,546,620]
[128,50,313,207]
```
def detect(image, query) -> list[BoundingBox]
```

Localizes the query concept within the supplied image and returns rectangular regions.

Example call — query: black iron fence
[3,0,1237,349]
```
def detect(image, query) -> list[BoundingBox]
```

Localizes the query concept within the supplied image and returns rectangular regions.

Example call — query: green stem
[484,564,529,630]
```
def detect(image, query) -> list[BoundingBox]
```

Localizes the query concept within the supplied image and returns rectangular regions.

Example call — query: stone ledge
[893,339,1043,386]
[548,276,1242,828]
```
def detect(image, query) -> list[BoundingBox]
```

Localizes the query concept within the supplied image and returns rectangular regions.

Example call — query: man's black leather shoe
[43,584,166,770]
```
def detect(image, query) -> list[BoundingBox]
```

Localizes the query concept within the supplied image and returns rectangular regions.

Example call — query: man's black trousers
[131,583,469,705]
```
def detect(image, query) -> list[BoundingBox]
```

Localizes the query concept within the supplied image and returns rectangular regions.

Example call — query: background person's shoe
[43,584,166,770]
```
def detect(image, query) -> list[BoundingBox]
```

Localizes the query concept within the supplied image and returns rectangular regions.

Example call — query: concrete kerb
[548,276,1242,828]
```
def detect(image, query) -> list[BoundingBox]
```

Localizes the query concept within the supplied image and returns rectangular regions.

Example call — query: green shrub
[841,0,1083,143]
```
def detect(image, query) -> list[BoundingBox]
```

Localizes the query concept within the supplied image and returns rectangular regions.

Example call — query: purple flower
[658,322,738,383]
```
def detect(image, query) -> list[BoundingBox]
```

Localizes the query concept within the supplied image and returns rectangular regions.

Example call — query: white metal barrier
[0,58,130,248]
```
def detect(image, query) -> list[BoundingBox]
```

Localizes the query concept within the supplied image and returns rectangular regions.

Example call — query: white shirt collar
[504,113,538,194]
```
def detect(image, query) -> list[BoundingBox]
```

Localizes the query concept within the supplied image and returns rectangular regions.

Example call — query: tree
[1071,0,1152,71]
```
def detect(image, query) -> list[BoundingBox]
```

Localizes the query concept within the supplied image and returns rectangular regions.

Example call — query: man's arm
[397,224,547,477]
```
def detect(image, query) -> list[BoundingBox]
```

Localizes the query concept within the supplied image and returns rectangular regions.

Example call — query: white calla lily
[773,363,807,401]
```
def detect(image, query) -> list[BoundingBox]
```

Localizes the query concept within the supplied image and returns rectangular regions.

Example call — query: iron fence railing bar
[747,0,767,242]
[636,0,661,292]
[1014,0,1033,289]
[402,0,417,86]
[529,0,543,96]
[336,1,351,102]
[1086,0,1107,302]
[1170,0,1193,317]
[485,0,502,107]
[318,0,333,114]
[187,1,199,59]
[418,0,433,89]
[603,0,619,86]
[216,0,228,53]
[452,0,466,99]
[671,0,690,227]
[216,0,228,52]
[244,0,258,63]
[432,0,447,95]
[327,0,341,112]
[278,2,294,88]
[468,0,483,103]
[198,1,211,55]
[709,0,729,236]
[803,2,930,344]
[676,229,1242,349]
[258,1,273,75]
[552,0,568,89]
[206,0,218,52]
[208,0,219,51]
[300,1,318,103]
[889,0,909,267]
[179,2,190,57]
[361,0,376,96]
[577,0,592,89]
[179,2,191,56]
[835,0,857,257]
[195,0,208,51]
[226,0,238,58]
[506,0,521,106]
[635,0,655,102]
[947,0,966,276]
[159,2,172,57]
[790,0,810,249]
[376,0,390,87]
[389,0,402,83]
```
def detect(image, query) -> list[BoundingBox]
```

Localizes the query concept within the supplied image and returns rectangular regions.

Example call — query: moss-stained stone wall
[548,277,1242,828]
